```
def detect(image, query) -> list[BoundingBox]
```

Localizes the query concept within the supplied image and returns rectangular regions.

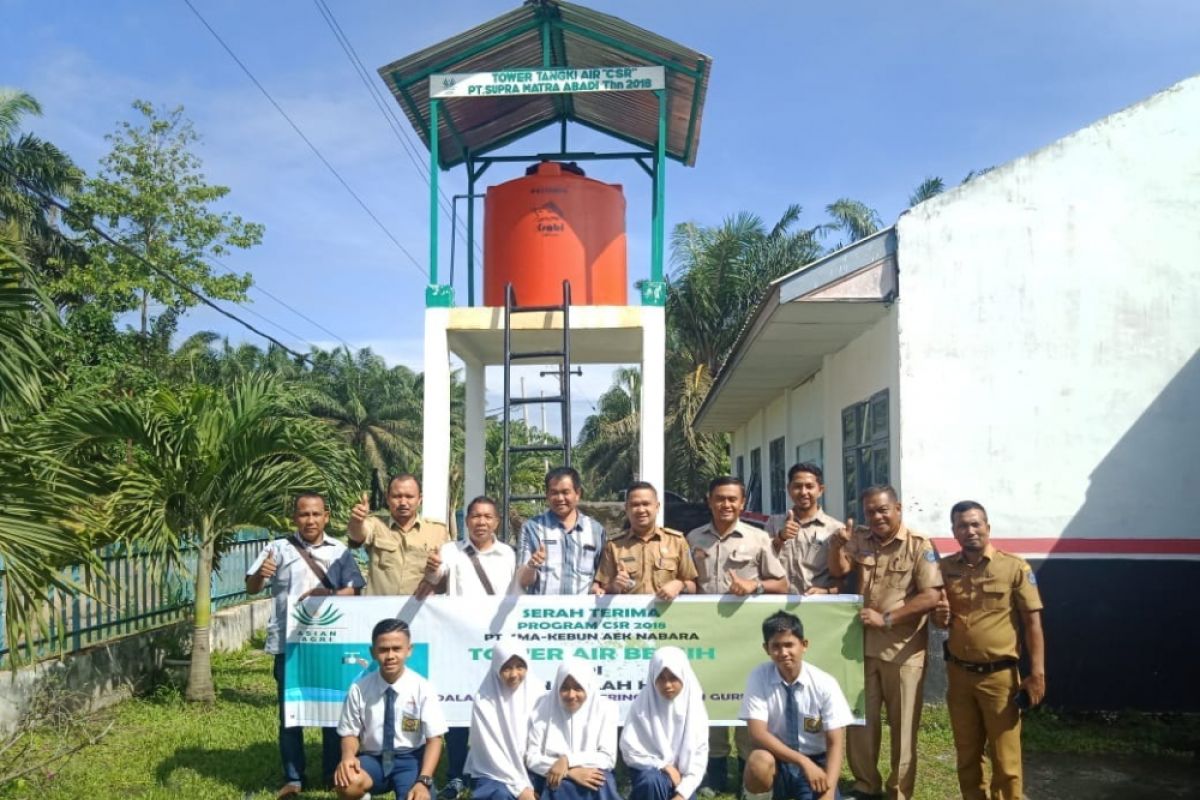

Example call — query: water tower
[379,0,711,524]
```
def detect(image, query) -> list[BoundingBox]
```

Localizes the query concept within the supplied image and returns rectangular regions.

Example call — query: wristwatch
[882,611,893,630]
[417,775,434,788]
[753,580,765,596]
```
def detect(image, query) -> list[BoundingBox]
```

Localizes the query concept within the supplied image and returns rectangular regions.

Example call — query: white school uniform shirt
[526,658,618,773]
[246,534,365,655]
[465,641,544,796]
[619,647,709,800]
[738,661,854,756]
[337,667,449,755]
[433,538,517,596]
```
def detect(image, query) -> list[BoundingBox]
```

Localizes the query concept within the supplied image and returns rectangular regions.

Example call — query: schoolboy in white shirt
[335,619,448,800]
[740,611,854,800]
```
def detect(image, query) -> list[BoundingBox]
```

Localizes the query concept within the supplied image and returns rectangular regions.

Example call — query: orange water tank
[484,161,627,307]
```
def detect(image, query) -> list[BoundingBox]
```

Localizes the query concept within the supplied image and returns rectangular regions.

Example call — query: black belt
[943,642,1018,674]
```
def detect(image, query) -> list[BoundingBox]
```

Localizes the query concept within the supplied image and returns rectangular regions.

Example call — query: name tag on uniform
[803,716,823,733]
[402,714,420,733]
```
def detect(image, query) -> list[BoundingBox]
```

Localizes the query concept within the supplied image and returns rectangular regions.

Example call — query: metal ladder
[502,280,573,533]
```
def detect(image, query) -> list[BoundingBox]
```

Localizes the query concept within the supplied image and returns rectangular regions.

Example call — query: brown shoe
[276,784,302,799]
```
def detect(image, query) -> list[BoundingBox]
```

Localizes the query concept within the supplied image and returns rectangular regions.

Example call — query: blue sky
[3,0,1199,431]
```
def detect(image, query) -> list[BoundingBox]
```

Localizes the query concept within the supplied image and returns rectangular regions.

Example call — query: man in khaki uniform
[687,476,787,793]
[765,462,841,595]
[933,500,1045,800]
[593,481,699,599]
[829,485,941,800]
[347,473,450,596]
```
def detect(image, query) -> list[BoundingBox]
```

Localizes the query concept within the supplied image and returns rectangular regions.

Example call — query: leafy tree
[68,101,262,334]
[49,377,360,701]
[908,176,945,207]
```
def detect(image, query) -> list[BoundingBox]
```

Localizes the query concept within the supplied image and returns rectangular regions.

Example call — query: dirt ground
[1025,751,1200,799]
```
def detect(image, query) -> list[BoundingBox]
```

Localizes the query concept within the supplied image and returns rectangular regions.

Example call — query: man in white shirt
[421,496,516,597]
[418,496,517,799]
[335,618,448,800]
[246,492,366,798]
[740,611,854,800]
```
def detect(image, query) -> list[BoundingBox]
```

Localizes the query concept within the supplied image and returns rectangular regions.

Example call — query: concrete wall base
[0,598,270,735]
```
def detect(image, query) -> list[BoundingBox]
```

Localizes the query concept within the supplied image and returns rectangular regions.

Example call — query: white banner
[429,66,665,98]
[282,594,864,728]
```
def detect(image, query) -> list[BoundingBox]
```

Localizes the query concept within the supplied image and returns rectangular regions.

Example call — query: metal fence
[0,528,274,665]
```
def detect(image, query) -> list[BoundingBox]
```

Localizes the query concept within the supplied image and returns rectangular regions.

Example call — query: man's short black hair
[950,500,988,523]
[545,466,582,492]
[708,475,745,497]
[625,481,658,498]
[467,495,499,516]
[860,484,899,504]
[372,618,411,644]
[787,462,824,485]
[293,491,326,511]
[762,610,805,643]
[388,473,422,494]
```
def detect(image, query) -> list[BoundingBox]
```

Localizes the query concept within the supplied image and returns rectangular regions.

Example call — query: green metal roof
[377,0,711,169]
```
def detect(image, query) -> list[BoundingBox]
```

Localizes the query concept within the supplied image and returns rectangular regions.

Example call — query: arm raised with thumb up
[245,546,277,594]
[347,491,371,543]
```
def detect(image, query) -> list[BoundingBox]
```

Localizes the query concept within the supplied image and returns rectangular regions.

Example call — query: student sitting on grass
[740,611,854,800]
[619,646,709,800]
[526,658,620,800]
[465,641,545,800]
[335,619,447,800]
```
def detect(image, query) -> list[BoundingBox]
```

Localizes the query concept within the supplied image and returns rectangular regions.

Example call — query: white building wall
[789,372,825,457]
[764,393,789,512]
[895,76,1200,547]
[820,308,901,522]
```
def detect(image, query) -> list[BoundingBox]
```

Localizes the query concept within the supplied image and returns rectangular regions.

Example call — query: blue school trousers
[539,770,620,800]
[357,746,424,798]
[628,766,697,800]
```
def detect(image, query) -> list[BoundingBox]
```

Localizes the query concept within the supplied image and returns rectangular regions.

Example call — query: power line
[179,0,429,279]
[312,0,483,262]
[208,255,354,351]
[2,165,312,362]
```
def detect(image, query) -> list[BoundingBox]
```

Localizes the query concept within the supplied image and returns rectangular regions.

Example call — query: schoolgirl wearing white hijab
[466,642,544,800]
[620,647,710,800]
[525,657,620,800]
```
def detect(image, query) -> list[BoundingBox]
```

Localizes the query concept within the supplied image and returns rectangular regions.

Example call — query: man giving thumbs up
[764,462,842,595]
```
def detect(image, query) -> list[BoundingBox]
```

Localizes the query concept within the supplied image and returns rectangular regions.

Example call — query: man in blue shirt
[515,467,607,595]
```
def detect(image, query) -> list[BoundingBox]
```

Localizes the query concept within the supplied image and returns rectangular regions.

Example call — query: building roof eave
[693,228,898,434]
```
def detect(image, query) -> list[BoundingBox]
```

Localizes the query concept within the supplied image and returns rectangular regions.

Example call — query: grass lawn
[8,645,1198,800]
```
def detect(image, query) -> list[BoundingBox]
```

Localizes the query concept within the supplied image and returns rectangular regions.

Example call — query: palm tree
[0,236,97,660]
[49,376,360,701]
[908,176,945,207]
[822,198,883,247]
[0,89,83,268]
[576,367,640,498]
[304,347,424,506]
[663,205,825,498]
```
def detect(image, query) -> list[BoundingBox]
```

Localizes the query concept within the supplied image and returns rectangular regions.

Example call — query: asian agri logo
[534,202,565,235]
[292,605,345,643]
